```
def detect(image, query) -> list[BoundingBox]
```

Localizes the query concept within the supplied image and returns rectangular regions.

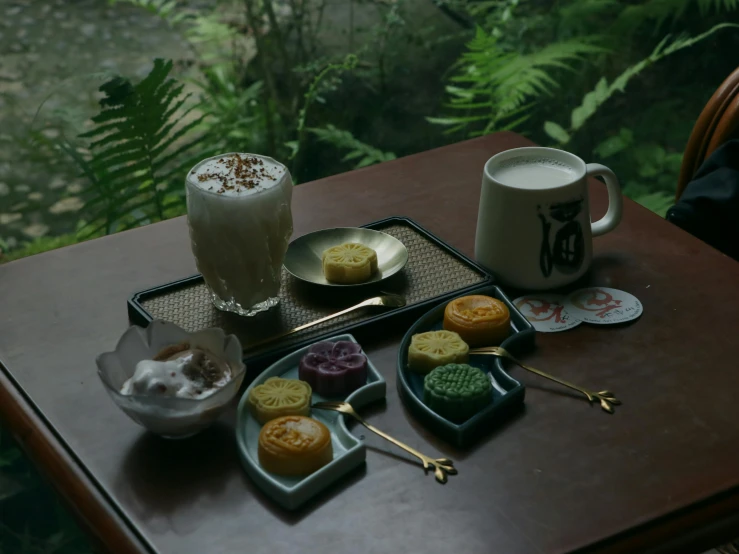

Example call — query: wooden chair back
[677,66,739,201]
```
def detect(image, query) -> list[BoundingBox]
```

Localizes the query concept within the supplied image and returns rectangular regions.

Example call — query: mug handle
[586,163,623,237]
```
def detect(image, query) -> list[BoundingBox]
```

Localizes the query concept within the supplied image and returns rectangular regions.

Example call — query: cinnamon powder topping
[193,154,278,194]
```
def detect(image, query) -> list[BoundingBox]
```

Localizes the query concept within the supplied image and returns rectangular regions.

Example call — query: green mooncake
[423,363,492,423]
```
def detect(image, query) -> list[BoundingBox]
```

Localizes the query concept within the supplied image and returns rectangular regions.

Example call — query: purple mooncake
[298,341,368,396]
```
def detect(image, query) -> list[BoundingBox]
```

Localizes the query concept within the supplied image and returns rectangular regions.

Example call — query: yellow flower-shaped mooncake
[248,377,312,425]
[322,242,378,284]
[407,330,469,374]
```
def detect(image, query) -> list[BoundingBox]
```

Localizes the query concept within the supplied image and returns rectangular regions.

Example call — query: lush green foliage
[0,1,735,255]
[430,29,607,134]
[82,0,738,228]
[2,0,738,260]
[64,58,210,237]
[432,1,739,213]
[542,23,739,145]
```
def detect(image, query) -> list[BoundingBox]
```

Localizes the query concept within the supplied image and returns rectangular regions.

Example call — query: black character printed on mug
[538,198,585,277]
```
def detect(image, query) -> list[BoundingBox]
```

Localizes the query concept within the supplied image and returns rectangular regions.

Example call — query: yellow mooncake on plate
[322,242,378,284]
[258,415,333,476]
[248,377,312,425]
[407,330,469,373]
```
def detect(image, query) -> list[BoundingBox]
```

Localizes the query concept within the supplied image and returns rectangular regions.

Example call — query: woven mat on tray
[139,222,487,356]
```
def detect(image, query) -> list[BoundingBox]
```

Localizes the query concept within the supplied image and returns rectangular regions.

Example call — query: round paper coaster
[563,287,643,325]
[513,294,582,333]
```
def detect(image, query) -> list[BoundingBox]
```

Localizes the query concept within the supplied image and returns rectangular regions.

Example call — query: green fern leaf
[58,58,208,235]
[88,149,143,173]
[551,23,739,139]
[426,116,469,125]
[544,122,571,144]
[152,111,207,160]
[80,107,129,130]
[433,28,606,135]
[307,125,396,170]
[89,141,143,164]
[356,156,376,168]
[98,76,135,106]
[86,130,143,151]
[341,150,365,162]
[153,128,210,173]
[153,98,195,146]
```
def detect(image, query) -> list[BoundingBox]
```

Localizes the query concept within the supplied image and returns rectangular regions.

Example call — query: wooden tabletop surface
[2,132,739,554]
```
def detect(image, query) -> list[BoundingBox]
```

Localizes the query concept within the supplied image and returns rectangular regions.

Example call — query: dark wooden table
[2,133,739,554]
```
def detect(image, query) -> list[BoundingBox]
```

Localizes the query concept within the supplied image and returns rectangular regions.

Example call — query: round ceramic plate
[283,227,409,287]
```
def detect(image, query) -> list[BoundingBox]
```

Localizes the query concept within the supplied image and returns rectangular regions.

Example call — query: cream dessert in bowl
[96,321,246,438]
[186,153,293,316]
[121,342,232,400]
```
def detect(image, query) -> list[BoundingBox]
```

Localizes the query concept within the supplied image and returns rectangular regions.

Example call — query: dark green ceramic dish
[397,285,535,447]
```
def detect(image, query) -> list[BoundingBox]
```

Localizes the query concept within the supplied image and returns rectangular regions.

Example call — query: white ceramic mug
[475,147,622,290]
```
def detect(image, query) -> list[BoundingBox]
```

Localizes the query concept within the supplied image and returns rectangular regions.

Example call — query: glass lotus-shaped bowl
[96,320,246,439]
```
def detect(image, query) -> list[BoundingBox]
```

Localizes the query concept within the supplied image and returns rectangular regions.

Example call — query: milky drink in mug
[475,147,623,290]
[186,153,293,316]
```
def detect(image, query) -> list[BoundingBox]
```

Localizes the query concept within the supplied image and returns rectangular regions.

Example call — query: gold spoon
[243,294,406,351]
[469,346,621,413]
[313,401,456,483]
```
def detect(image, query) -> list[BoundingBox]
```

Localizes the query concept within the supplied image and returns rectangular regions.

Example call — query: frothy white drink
[490,157,577,189]
[186,153,293,316]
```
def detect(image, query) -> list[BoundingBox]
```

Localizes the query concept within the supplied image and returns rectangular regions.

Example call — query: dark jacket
[667,139,739,261]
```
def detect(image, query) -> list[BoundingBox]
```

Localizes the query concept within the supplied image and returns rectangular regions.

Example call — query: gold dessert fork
[469,346,621,413]
[244,294,406,351]
[312,401,456,483]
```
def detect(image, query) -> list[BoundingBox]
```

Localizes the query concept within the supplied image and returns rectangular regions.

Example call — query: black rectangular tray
[128,216,493,371]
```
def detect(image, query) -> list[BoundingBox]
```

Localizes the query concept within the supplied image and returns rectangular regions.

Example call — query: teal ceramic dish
[397,285,535,447]
[236,334,385,510]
